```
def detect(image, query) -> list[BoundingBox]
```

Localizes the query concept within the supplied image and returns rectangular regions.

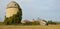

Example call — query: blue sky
[0,0,60,22]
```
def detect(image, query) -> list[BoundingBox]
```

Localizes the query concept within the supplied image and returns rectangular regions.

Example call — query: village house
[39,20,48,26]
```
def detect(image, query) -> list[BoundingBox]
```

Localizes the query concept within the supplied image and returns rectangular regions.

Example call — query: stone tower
[4,1,22,25]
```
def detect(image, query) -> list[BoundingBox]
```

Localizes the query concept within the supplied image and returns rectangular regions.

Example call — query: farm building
[39,20,48,26]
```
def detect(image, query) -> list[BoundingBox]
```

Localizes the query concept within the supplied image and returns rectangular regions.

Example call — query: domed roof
[7,1,19,8]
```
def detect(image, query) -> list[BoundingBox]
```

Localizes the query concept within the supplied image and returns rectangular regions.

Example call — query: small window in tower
[15,4,17,6]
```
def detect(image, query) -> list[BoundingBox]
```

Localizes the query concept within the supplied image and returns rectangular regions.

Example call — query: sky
[0,0,60,22]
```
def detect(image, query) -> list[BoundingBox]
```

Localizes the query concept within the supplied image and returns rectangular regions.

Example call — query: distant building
[21,19,30,24]
[39,20,48,25]
[31,19,36,22]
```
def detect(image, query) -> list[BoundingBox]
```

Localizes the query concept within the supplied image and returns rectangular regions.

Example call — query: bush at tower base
[4,11,22,25]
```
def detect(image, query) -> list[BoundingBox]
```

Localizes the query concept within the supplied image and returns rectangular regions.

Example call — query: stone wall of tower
[6,8,18,18]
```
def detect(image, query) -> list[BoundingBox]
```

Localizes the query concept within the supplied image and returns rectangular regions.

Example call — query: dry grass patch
[0,25,60,29]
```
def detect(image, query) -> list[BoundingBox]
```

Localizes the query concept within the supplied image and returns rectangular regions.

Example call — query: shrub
[4,11,22,25]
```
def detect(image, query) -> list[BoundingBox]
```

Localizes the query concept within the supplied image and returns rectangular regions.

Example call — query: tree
[48,20,56,25]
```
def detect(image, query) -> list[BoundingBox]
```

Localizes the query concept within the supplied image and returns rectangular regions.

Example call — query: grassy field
[0,25,60,29]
